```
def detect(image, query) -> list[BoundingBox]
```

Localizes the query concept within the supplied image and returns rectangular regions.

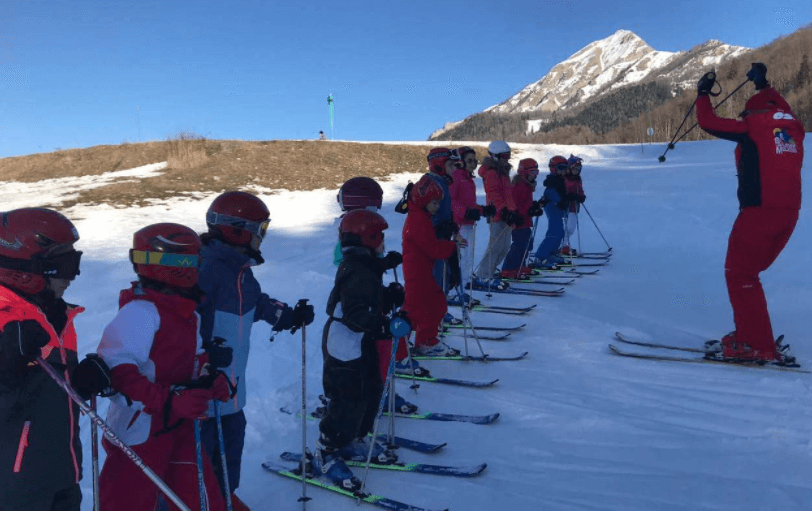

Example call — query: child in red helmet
[0,208,86,511]
[501,159,543,279]
[560,155,586,256]
[96,223,230,511]
[314,209,401,490]
[402,174,466,357]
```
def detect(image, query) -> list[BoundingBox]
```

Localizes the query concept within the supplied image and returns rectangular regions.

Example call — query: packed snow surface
[3,137,811,511]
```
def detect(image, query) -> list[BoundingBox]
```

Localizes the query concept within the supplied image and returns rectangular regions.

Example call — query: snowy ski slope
[2,137,811,511]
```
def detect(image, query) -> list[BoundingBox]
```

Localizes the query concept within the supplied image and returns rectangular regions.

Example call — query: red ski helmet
[743,87,792,116]
[206,191,270,247]
[518,158,540,180]
[409,174,444,210]
[130,223,201,288]
[548,156,568,175]
[338,209,388,250]
[0,208,82,295]
[337,177,384,212]
[427,147,453,176]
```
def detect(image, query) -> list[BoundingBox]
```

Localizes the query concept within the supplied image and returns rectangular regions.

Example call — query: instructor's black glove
[382,251,403,270]
[697,71,716,96]
[434,220,457,240]
[72,354,114,401]
[1,320,51,364]
[481,204,497,219]
[203,337,234,369]
[382,282,405,313]
[463,208,481,221]
[747,63,769,90]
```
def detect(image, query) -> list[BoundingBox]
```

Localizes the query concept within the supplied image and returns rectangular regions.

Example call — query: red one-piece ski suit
[696,87,804,357]
[402,207,457,347]
[97,284,225,511]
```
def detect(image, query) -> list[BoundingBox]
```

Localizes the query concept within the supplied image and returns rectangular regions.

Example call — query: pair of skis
[610,332,808,373]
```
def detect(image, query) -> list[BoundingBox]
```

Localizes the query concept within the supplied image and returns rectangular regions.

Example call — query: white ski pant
[456,224,475,290]
[476,221,511,280]
[562,212,578,248]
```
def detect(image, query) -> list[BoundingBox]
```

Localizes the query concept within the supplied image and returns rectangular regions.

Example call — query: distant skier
[0,208,89,511]
[313,209,401,491]
[473,141,519,290]
[695,63,804,363]
[501,158,543,279]
[196,191,315,510]
[531,156,570,269]
[319,131,327,140]
[96,223,229,511]
[402,174,465,357]
[449,146,496,300]
[561,155,586,256]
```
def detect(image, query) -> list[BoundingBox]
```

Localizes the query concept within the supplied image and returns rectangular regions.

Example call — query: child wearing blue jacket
[196,191,315,510]
[531,156,570,269]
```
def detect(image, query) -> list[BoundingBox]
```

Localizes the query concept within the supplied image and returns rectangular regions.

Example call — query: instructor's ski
[442,322,525,333]
[608,344,809,373]
[394,373,499,388]
[412,351,529,362]
[384,411,500,425]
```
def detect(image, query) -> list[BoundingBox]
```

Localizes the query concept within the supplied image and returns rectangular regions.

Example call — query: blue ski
[280,452,487,478]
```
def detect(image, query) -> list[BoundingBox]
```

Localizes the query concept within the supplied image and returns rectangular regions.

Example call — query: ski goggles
[206,212,271,239]
[495,152,511,160]
[130,249,200,268]
[554,162,569,173]
[0,249,83,280]
[569,163,582,172]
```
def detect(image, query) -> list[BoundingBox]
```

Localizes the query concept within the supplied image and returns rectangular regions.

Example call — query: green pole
[327,94,334,140]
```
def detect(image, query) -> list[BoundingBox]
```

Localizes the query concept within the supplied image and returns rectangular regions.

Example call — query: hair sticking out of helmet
[206,191,270,248]
[427,148,452,176]
[338,210,388,250]
[409,174,444,210]
[337,177,384,212]
[0,208,82,295]
[130,223,201,289]
[518,158,540,181]
[548,156,568,175]
[567,155,583,173]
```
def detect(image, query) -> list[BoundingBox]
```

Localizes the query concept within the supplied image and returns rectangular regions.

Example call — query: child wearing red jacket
[97,223,230,511]
[501,159,543,279]
[561,155,586,256]
[403,175,465,357]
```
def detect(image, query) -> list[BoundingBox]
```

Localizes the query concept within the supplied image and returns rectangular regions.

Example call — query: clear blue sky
[1,0,809,158]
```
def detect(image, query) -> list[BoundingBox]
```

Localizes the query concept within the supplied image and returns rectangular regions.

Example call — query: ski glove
[697,71,716,96]
[0,319,51,364]
[211,373,231,403]
[382,282,405,313]
[203,337,233,370]
[169,388,212,420]
[289,301,315,331]
[481,204,497,219]
[527,201,544,217]
[434,220,457,240]
[578,195,586,204]
[747,63,769,90]
[464,208,481,221]
[72,354,113,401]
[382,251,403,270]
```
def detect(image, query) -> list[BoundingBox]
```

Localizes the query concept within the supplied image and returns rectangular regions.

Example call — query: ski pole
[454,284,486,359]
[193,420,206,511]
[91,396,100,511]
[213,402,233,511]
[35,356,192,511]
[293,299,311,510]
[581,204,611,251]
[576,210,582,257]
[360,315,407,496]
[659,75,751,163]
[521,216,540,271]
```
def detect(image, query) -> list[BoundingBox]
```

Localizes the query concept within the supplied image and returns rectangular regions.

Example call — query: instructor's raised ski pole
[36,356,192,511]
[292,299,312,510]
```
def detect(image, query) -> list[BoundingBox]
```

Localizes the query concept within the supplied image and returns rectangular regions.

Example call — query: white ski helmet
[488,140,511,158]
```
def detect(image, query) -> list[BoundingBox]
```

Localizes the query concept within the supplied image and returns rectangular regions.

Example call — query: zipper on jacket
[13,421,31,473]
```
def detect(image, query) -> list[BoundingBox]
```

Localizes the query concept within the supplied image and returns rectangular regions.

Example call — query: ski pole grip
[290,299,310,334]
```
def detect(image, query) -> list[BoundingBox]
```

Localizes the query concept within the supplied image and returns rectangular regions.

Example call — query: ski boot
[312,437,362,491]
[339,436,398,464]
[412,340,461,357]
[468,277,509,291]
[394,357,430,377]
[705,331,780,362]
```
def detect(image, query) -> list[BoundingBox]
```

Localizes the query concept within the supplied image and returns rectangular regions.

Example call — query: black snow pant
[4,484,82,511]
[319,350,383,450]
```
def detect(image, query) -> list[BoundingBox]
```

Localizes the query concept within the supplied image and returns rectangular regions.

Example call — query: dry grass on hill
[0,139,488,208]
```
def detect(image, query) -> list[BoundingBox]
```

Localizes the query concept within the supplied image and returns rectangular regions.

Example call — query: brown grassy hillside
[0,140,488,208]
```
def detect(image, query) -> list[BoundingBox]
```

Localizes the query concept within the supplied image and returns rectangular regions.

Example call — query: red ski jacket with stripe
[0,285,84,507]
[696,91,804,210]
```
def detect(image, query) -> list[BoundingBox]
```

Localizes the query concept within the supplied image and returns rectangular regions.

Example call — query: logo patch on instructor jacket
[773,128,798,155]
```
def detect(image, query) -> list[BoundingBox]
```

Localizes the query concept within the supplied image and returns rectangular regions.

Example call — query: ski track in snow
[2,138,811,510]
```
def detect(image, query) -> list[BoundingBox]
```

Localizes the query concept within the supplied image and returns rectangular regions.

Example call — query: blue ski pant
[502,228,532,271]
[534,205,566,261]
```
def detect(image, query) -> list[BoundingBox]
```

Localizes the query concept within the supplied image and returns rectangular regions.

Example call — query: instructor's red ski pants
[99,420,225,511]
[725,207,798,355]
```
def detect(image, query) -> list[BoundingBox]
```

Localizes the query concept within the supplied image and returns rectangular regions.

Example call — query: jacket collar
[202,238,255,268]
